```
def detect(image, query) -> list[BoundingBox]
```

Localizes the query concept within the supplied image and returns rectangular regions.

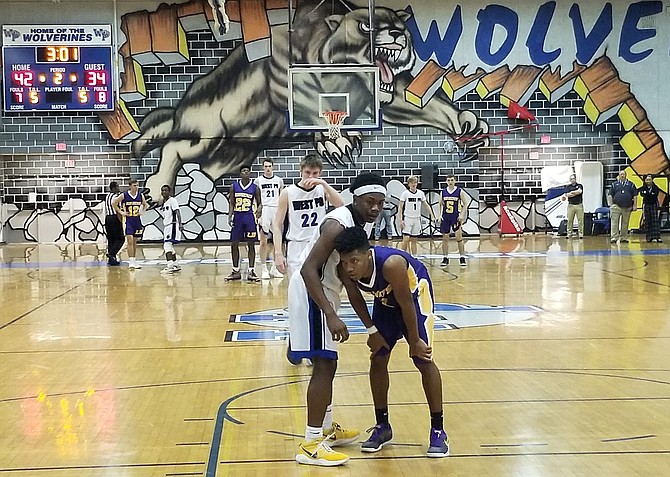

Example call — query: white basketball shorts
[287,271,342,360]
[260,205,277,234]
[402,216,422,236]
[286,240,310,278]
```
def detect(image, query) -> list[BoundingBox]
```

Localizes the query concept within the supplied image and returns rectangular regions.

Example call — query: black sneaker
[459,256,467,267]
[247,270,261,282]
[360,423,392,453]
[440,257,449,267]
[225,270,242,281]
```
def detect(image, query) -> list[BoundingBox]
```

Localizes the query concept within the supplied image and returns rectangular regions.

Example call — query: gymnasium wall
[0,0,666,242]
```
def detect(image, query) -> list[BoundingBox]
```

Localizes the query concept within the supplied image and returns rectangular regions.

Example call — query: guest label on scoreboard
[2,25,114,112]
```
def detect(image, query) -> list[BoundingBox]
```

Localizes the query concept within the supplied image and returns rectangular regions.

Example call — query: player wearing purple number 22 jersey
[226,165,262,283]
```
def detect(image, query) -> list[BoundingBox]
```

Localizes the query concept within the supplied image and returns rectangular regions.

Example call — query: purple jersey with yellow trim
[356,246,433,309]
[355,246,436,354]
[232,179,257,215]
[121,190,144,236]
[441,187,461,220]
[121,190,143,218]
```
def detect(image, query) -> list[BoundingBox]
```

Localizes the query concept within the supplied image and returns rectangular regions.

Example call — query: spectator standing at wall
[639,174,662,243]
[607,170,637,244]
[564,174,584,239]
[374,190,395,241]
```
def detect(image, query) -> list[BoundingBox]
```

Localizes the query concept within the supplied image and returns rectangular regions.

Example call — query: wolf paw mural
[5,199,104,243]
[101,0,488,199]
[141,164,231,241]
[314,131,363,167]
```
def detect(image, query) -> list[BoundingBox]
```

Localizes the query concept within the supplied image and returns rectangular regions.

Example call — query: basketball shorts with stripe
[287,272,342,360]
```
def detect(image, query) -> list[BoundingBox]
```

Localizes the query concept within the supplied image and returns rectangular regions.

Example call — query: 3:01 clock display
[2,24,114,112]
[36,46,80,63]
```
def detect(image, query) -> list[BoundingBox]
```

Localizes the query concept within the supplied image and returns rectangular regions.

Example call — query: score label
[2,25,113,112]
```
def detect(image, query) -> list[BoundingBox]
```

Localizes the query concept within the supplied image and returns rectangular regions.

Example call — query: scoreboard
[2,25,114,112]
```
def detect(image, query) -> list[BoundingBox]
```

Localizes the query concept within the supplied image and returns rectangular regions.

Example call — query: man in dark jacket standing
[104,181,124,265]
[607,170,637,244]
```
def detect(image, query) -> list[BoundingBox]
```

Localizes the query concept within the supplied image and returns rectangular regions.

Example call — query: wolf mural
[132,1,488,198]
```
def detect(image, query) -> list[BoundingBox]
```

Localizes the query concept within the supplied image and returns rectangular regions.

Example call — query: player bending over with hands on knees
[335,226,450,458]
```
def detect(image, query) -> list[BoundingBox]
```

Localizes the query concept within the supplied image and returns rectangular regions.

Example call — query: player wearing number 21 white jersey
[256,159,285,279]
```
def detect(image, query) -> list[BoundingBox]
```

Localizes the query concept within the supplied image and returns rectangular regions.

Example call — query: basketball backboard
[287,65,381,132]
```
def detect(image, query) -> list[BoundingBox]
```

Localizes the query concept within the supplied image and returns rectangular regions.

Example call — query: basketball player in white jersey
[398,175,437,255]
[290,172,387,467]
[256,159,285,279]
[159,185,183,274]
[272,154,343,278]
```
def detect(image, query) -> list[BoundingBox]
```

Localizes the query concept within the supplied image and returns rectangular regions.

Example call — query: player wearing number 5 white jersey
[256,159,285,279]
[273,153,344,278]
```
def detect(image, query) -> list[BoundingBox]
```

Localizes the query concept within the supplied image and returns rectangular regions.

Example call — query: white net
[323,111,348,140]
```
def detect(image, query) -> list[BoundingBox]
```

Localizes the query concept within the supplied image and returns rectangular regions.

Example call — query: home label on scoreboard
[2,24,114,112]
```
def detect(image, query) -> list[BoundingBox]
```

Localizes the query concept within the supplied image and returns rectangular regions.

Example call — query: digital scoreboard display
[2,25,114,112]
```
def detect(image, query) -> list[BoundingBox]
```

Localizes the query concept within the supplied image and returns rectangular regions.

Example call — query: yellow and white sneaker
[296,437,349,466]
[323,422,360,447]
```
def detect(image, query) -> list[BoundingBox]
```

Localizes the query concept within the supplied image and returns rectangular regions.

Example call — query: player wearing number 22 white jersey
[273,153,344,278]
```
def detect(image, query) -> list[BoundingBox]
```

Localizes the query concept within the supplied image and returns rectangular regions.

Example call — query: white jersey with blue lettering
[400,189,426,219]
[256,174,284,207]
[285,183,327,242]
[299,205,356,295]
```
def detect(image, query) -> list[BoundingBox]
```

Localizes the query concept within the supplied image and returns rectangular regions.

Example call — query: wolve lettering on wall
[2,0,668,243]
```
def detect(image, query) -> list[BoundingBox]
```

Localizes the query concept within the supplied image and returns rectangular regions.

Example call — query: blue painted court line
[206,380,306,477]
[0,261,106,269]
[0,247,669,269]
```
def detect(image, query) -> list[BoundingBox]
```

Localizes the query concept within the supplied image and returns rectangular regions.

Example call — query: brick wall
[0,26,631,241]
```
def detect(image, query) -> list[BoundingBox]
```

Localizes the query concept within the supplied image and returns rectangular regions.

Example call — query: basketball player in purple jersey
[113,179,148,269]
[439,174,468,267]
[226,166,262,282]
[335,226,449,458]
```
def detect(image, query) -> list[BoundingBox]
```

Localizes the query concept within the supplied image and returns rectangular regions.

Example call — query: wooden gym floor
[0,234,669,476]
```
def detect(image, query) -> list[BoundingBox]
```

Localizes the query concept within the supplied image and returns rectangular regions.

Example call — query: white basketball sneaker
[270,265,284,278]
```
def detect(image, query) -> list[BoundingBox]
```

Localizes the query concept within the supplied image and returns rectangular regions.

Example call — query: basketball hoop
[322,111,348,140]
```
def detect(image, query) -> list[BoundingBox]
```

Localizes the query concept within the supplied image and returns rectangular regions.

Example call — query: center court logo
[226,302,542,342]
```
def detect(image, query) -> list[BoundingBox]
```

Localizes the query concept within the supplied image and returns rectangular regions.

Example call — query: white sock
[232,267,240,272]
[322,405,333,431]
[305,425,322,443]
